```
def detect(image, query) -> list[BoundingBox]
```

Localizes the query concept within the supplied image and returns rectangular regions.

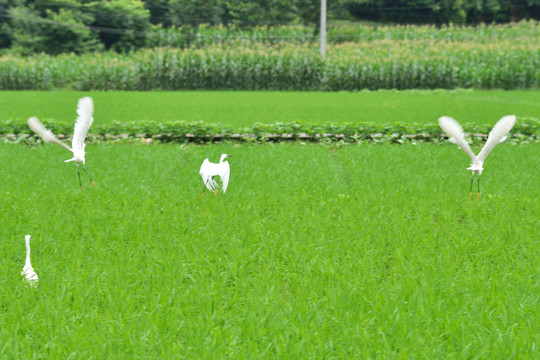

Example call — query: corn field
[146,20,540,47]
[1,22,538,90]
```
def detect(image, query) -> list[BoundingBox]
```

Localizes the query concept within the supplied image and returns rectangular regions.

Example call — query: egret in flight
[199,154,231,197]
[438,115,516,199]
[28,97,96,192]
[21,235,38,286]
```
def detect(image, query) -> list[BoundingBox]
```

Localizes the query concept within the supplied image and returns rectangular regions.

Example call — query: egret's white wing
[200,159,217,191]
[28,116,72,152]
[438,116,476,162]
[219,161,230,193]
[21,265,39,285]
[72,97,94,153]
[476,115,516,163]
[200,159,230,193]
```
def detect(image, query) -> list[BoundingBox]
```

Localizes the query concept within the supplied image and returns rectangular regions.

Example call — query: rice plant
[1,142,538,358]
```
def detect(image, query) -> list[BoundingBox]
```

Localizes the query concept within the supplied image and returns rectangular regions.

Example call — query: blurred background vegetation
[0,0,539,54]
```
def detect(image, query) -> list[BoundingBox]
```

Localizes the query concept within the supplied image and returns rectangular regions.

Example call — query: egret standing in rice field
[21,235,38,286]
[438,115,516,199]
[199,154,232,197]
[28,97,96,192]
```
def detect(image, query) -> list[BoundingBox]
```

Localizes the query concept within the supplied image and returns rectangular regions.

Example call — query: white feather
[440,115,516,175]
[21,235,38,286]
[199,154,231,194]
[438,116,476,162]
[28,116,72,152]
[72,96,94,153]
[28,97,95,165]
[220,161,230,193]
[476,115,516,163]
[200,159,216,191]
[28,97,97,191]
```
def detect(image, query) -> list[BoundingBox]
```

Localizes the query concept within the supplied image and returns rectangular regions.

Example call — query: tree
[42,7,100,54]
[4,0,99,54]
[434,0,467,23]
[5,6,44,53]
[222,0,297,26]
[87,0,151,51]
[167,0,223,27]
[144,0,170,25]
[296,0,319,27]
[344,0,540,24]
[0,0,22,48]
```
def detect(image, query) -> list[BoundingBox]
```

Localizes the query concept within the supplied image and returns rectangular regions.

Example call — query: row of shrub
[1,37,538,90]
[2,117,538,144]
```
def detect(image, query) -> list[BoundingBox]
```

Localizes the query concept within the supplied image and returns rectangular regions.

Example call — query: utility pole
[320,0,327,58]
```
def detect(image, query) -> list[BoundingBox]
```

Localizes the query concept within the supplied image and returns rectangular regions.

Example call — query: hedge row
[2,117,538,144]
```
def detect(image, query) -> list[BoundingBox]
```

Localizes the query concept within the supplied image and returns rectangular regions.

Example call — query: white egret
[28,96,96,192]
[21,235,38,286]
[199,154,232,197]
[438,115,516,199]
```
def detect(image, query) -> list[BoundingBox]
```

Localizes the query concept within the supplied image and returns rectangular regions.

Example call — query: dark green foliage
[222,0,297,26]
[2,117,538,144]
[4,6,45,54]
[87,0,151,51]
[41,8,100,54]
[144,0,171,26]
[167,0,223,27]
[1,1,540,55]
[3,1,100,54]
[345,0,540,24]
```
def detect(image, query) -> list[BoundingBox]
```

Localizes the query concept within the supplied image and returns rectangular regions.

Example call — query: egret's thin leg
[76,165,83,193]
[469,175,474,200]
[477,177,480,200]
[200,183,206,197]
[82,165,96,187]
[201,178,211,197]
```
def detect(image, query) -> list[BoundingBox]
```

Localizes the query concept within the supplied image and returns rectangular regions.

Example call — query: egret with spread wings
[28,97,96,192]
[438,115,516,199]
[199,154,231,197]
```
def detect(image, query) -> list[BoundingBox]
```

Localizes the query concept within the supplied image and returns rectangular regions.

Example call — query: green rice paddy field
[1,90,539,125]
[1,91,539,358]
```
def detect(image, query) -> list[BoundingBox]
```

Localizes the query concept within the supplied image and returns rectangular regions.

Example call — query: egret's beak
[226,155,232,158]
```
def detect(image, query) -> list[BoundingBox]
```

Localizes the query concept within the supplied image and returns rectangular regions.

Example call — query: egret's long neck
[25,239,32,267]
